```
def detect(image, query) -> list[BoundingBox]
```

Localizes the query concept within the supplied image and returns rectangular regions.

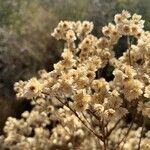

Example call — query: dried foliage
[0,11,149,150]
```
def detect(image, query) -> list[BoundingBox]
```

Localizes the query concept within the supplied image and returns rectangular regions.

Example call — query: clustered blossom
[14,78,44,99]
[108,123,150,150]
[0,10,150,150]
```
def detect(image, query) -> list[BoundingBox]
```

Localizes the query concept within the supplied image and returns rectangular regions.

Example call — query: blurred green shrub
[0,0,59,98]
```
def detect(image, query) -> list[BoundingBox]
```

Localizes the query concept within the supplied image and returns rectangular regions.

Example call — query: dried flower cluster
[0,10,150,150]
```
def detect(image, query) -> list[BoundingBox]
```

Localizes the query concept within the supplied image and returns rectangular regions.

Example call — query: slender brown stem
[81,111,91,128]
[119,121,134,150]
[106,126,109,148]
[137,118,145,150]
[42,92,103,140]
[87,107,108,149]
[116,100,138,150]
[103,140,107,150]
[102,119,107,150]
[87,108,100,120]
[60,122,71,136]
[117,111,137,150]
[55,96,103,141]
[106,119,121,138]
[81,111,104,147]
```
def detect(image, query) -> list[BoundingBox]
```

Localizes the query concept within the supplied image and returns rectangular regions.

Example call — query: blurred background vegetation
[0,0,150,133]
